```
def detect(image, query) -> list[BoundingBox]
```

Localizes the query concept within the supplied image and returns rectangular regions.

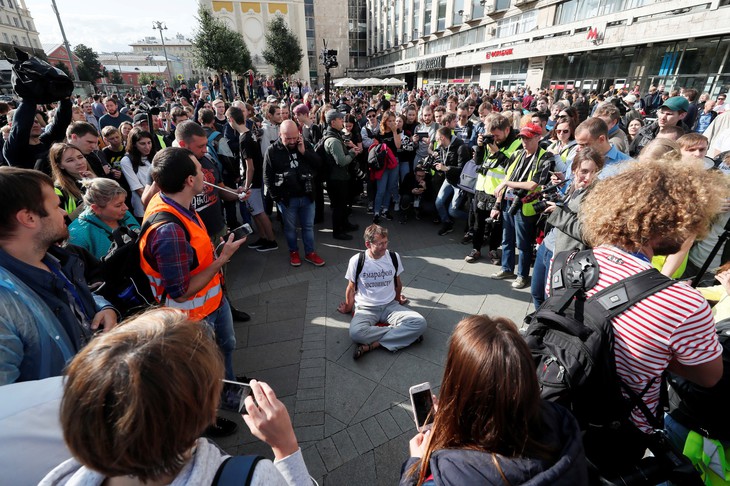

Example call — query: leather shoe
[204,416,238,438]
[333,232,353,240]
[230,306,251,322]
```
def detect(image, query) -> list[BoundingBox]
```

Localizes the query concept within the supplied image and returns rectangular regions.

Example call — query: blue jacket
[0,246,114,384]
[399,401,588,486]
[68,208,140,259]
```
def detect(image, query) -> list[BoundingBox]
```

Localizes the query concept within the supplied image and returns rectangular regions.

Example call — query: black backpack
[91,212,190,318]
[367,143,388,171]
[313,134,339,179]
[523,249,675,430]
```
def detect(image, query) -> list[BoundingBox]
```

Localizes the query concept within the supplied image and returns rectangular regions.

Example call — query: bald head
[280,120,300,149]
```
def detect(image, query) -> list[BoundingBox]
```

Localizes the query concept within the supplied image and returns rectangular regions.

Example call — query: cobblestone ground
[214,208,533,485]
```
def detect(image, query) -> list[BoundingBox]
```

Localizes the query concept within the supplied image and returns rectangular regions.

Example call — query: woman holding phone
[40,308,312,486]
[400,315,587,485]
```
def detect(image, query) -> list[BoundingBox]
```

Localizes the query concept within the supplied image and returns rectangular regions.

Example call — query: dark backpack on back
[367,143,388,171]
[524,249,675,430]
[313,134,337,179]
[354,250,399,291]
[92,212,190,317]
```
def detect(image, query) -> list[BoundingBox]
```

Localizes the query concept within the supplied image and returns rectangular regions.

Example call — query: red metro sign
[485,48,514,60]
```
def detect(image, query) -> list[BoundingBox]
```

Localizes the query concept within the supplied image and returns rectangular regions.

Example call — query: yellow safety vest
[505,147,548,217]
[475,138,522,195]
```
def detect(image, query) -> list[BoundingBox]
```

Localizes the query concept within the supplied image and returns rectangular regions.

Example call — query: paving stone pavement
[214,211,534,485]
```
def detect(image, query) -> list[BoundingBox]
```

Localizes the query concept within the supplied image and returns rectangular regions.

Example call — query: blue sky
[25,0,200,53]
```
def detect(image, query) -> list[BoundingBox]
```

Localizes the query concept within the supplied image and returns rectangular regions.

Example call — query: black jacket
[438,136,471,186]
[263,139,318,204]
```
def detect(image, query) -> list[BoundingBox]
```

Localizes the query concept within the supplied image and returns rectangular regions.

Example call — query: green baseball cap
[659,96,689,113]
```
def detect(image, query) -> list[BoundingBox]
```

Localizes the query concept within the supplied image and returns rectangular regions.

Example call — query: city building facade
[0,0,42,58]
[130,34,202,83]
[202,0,311,82]
[365,0,730,96]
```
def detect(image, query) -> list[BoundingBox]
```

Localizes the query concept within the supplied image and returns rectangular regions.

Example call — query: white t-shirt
[345,250,403,306]
[120,155,152,218]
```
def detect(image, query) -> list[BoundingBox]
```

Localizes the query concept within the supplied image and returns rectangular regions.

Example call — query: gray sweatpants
[349,300,427,351]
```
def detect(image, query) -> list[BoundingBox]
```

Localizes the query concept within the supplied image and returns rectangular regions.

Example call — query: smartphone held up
[409,382,434,432]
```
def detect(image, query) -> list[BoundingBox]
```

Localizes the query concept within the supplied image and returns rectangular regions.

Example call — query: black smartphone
[228,223,253,241]
[220,379,252,413]
[415,131,429,138]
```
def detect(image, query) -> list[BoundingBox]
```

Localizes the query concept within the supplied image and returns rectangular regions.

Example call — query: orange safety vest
[138,194,223,320]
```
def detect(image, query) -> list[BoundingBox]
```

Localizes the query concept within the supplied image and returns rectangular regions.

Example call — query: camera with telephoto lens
[508,190,527,216]
[300,173,314,195]
[420,153,441,171]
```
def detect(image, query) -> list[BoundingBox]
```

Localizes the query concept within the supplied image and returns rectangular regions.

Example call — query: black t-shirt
[191,155,226,235]
[102,146,126,168]
[239,131,264,189]
[375,131,398,156]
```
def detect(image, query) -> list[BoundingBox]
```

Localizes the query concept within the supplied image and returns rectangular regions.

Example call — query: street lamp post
[50,0,79,82]
[152,21,173,84]
[114,52,122,75]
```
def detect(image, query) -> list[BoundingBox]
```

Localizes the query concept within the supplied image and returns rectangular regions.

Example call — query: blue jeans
[399,161,411,182]
[501,199,537,278]
[277,196,315,254]
[205,297,236,380]
[531,244,553,308]
[374,165,399,214]
[435,180,468,223]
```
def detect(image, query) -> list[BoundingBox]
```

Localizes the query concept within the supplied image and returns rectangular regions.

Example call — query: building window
[496,10,536,37]
[495,0,510,11]
[555,0,648,24]
[452,0,464,25]
[26,20,32,30]
[2,33,8,43]
[423,9,431,36]
[413,1,420,39]
[11,34,17,45]
[436,0,447,31]
[7,0,12,8]
[13,16,18,27]
[471,0,485,18]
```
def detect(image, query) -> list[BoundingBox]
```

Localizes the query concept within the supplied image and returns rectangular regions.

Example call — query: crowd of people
[1,68,730,485]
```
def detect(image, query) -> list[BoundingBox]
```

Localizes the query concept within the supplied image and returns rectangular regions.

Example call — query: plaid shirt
[143,194,203,299]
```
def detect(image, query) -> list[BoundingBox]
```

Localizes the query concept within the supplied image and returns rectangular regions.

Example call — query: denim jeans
[501,199,537,278]
[204,297,236,380]
[435,180,468,223]
[277,196,315,254]
[399,161,411,182]
[531,244,553,309]
[374,165,399,214]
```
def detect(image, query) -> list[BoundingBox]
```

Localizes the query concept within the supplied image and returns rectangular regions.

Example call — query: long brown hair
[49,142,95,200]
[411,315,553,485]
[380,110,395,134]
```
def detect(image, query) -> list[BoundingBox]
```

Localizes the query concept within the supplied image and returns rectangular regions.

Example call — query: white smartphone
[409,382,434,432]
[220,379,252,414]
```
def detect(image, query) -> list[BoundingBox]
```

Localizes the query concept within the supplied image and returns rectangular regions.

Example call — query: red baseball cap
[519,123,543,139]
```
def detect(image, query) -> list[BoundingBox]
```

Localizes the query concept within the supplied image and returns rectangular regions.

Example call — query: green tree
[262,16,302,76]
[191,5,252,76]
[138,73,162,86]
[73,44,104,85]
[53,61,71,78]
[109,69,123,84]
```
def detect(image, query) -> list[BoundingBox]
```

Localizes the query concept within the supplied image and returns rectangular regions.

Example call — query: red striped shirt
[549,246,722,433]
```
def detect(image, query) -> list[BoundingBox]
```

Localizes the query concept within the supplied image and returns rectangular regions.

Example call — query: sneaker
[304,252,325,266]
[256,239,279,252]
[465,249,481,263]
[512,275,530,289]
[290,251,302,267]
[491,270,516,280]
[461,231,474,244]
[373,213,381,224]
[393,201,400,211]
[230,306,251,322]
[383,210,394,221]
[367,204,374,214]
[488,250,500,265]
[438,222,454,236]
[248,237,267,249]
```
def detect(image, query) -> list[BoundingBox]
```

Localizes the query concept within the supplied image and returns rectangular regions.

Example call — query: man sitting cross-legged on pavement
[337,224,427,360]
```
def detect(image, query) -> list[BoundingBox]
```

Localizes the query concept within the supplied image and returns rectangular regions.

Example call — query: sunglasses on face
[557,129,570,134]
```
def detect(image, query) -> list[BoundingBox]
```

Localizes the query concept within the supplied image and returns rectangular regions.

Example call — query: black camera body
[421,153,441,171]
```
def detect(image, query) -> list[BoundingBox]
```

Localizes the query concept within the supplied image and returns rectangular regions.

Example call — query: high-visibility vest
[506,147,549,217]
[138,194,223,320]
[475,138,522,194]
[55,186,78,215]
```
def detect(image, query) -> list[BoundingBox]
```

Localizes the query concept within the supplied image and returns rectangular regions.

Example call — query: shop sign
[451,79,466,83]
[416,55,446,71]
[423,80,429,84]
[485,48,513,60]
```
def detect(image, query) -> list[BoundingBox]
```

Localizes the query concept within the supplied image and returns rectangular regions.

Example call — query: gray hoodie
[39,438,311,486]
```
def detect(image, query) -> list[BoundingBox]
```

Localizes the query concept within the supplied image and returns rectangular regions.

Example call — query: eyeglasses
[369,239,389,247]
[367,114,376,118]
